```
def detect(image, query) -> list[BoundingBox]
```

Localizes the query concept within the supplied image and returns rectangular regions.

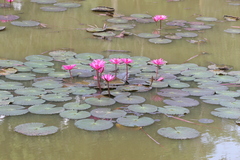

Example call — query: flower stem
[107,82,110,97]
[155,66,159,79]
[96,70,102,92]
[125,64,129,81]
[159,20,162,30]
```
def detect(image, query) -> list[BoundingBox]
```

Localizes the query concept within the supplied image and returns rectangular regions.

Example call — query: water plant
[152,15,167,30]
[101,74,115,97]
[62,64,76,81]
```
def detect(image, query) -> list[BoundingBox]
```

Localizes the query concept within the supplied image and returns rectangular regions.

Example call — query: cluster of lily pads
[1,50,240,140]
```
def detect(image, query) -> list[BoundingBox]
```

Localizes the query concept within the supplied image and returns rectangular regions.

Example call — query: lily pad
[32,67,55,74]
[182,88,215,96]
[163,97,199,107]
[157,126,200,139]
[49,50,76,59]
[24,61,54,68]
[190,25,212,30]
[32,80,63,89]
[0,105,28,116]
[0,15,19,21]
[107,18,128,24]
[12,96,45,106]
[0,60,23,67]
[11,21,40,27]
[130,14,152,18]
[114,95,145,104]
[196,17,217,22]
[216,90,240,98]
[31,0,57,4]
[91,6,114,12]
[25,55,53,62]
[117,115,155,127]
[75,53,104,60]
[60,110,90,119]
[175,32,198,38]
[48,71,70,78]
[91,108,126,119]
[41,94,72,102]
[54,3,81,8]
[181,70,214,78]
[158,105,190,115]
[157,88,190,97]
[5,73,36,81]
[63,102,91,110]
[210,75,238,83]
[93,31,116,37]
[40,6,67,12]
[14,87,47,96]
[224,29,240,34]
[137,33,160,39]
[198,84,229,92]
[148,38,172,44]
[211,108,240,119]
[85,97,116,106]
[14,123,58,136]
[128,104,158,113]
[200,95,235,104]
[219,100,240,108]
[71,87,97,95]
[0,81,24,90]
[28,104,64,114]
[74,119,114,131]
[109,24,135,30]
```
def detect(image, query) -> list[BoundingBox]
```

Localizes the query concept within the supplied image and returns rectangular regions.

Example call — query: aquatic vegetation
[153,15,167,30]
[157,127,200,139]
[74,119,114,131]
[117,115,155,127]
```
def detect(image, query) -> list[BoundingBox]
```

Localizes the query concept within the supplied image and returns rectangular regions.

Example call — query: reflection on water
[1,0,240,160]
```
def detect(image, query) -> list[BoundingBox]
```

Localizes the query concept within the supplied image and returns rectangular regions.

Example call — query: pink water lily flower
[62,64,76,70]
[153,15,167,22]
[121,58,133,64]
[151,58,167,66]
[90,59,105,71]
[110,58,122,64]
[102,74,115,82]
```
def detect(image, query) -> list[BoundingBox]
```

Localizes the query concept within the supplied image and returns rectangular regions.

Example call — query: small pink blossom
[151,58,167,66]
[90,59,105,71]
[102,74,115,82]
[157,77,164,81]
[153,15,167,22]
[121,58,133,64]
[62,64,76,70]
[110,58,122,64]
[93,76,98,80]
[6,0,13,2]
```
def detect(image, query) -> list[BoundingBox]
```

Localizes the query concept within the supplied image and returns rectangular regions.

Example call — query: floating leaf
[107,18,128,23]
[12,96,45,106]
[14,123,58,136]
[0,81,24,90]
[117,115,155,127]
[219,100,240,109]
[148,38,172,44]
[0,60,23,67]
[91,6,114,12]
[175,32,198,38]
[32,80,63,89]
[40,6,67,12]
[60,110,90,120]
[49,50,76,60]
[165,35,182,39]
[114,95,145,104]
[54,3,81,8]
[108,24,135,30]
[91,108,126,119]
[116,85,151,92]
[190,25,212,30]
[181,70,214,78]
[168,81,190,88]
[157,88,190,97]
[130,14,152,18]
[14,87,47,96]
[48,71,70,78]
[75,53,104,60]
[25,55,53,62]
[210,75,238,83]
[0,105,28,116]
[24,61,54,68]
[11,21,40,27]
[200,95,235,104]
[5,73,36,81]
[29,104,64,114]
[211,108,240,119]
[196,17,217,22]
[182,88,215,96]
[41,94,72,102]
[63,102,91,110]
[224,29,240,34]
[163,97,199,107]
[128,104,158,113]
[0,67,17,75]
[108,53,130,58]
[32,67,55,74]
[71,87,97,95]
[157,106,190,115]
[101,90,131,97]
[74,119,114,131]
[198,84,228,92]
[216,90,240,98]
[0,15,19,21]
[85,97,116,106]
[93,31,116,37]
[157,126,200,139]
[137,33,160,39]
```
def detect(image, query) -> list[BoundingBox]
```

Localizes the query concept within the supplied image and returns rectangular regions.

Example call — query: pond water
[1,0,240,160]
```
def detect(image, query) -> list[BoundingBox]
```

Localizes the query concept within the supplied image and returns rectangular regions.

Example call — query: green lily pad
[0,15,19,21]
[137,33,160,39]
[116,85,151,92]
[190,25,212,30]
[40,6,67,12]
[54,3,81,8]
[219,100,240,108]
[181,70,214,78]
[14,123,59,136]
[210,75,238,83]
[74,119,114,131]
[163,97,199,107]
[182,88,215,96]
[0,81,24,90]
[31,0,57,4]
[49,50,76,60]
[63,102,91,110]
[177,76,195,81]
[60,110,90,119]
[216,90,240,98]
[24,61,54,68]
[28,104,64,114]
[71,87,97,95]
[114,95,145,104]
[117,115,155,127]
[41,94,72,102]
[196,17,217,22]
[211,108,240,119]
[158,106,190,115]
[32,67,55,74]
[32,80,63,89]
[157,89,190,97]
[149,38,172,44]
[128,104,158,113]
[198,118,214,124]
[0,91,13,100]
[168,81,190,88]
[224,29,240,34]
[151,81,169,88]
[91,108,126,119]
[0,60,23,67]
[130,14,152,18]
[101,90,131,97]
[11,21,40,27]
[161,64,189,71]
[25,55,53,62]
[51,88,72,94]
[13,96,45,106]
[5,73,36,81]
[85,97,116,106]
[0,105,28,116]
[14,87,47,96]
[93,31,116,37]
[200,95,235,104]
[107,18,128,23]
[157,126,200,139]
[175,32,198,38]
[108,24,135,30]
[48,71,70,78]
[198,84,229,92]
[15,66,32,72]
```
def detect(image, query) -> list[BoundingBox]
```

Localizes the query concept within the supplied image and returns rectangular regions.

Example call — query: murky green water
[1,0,240,160]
